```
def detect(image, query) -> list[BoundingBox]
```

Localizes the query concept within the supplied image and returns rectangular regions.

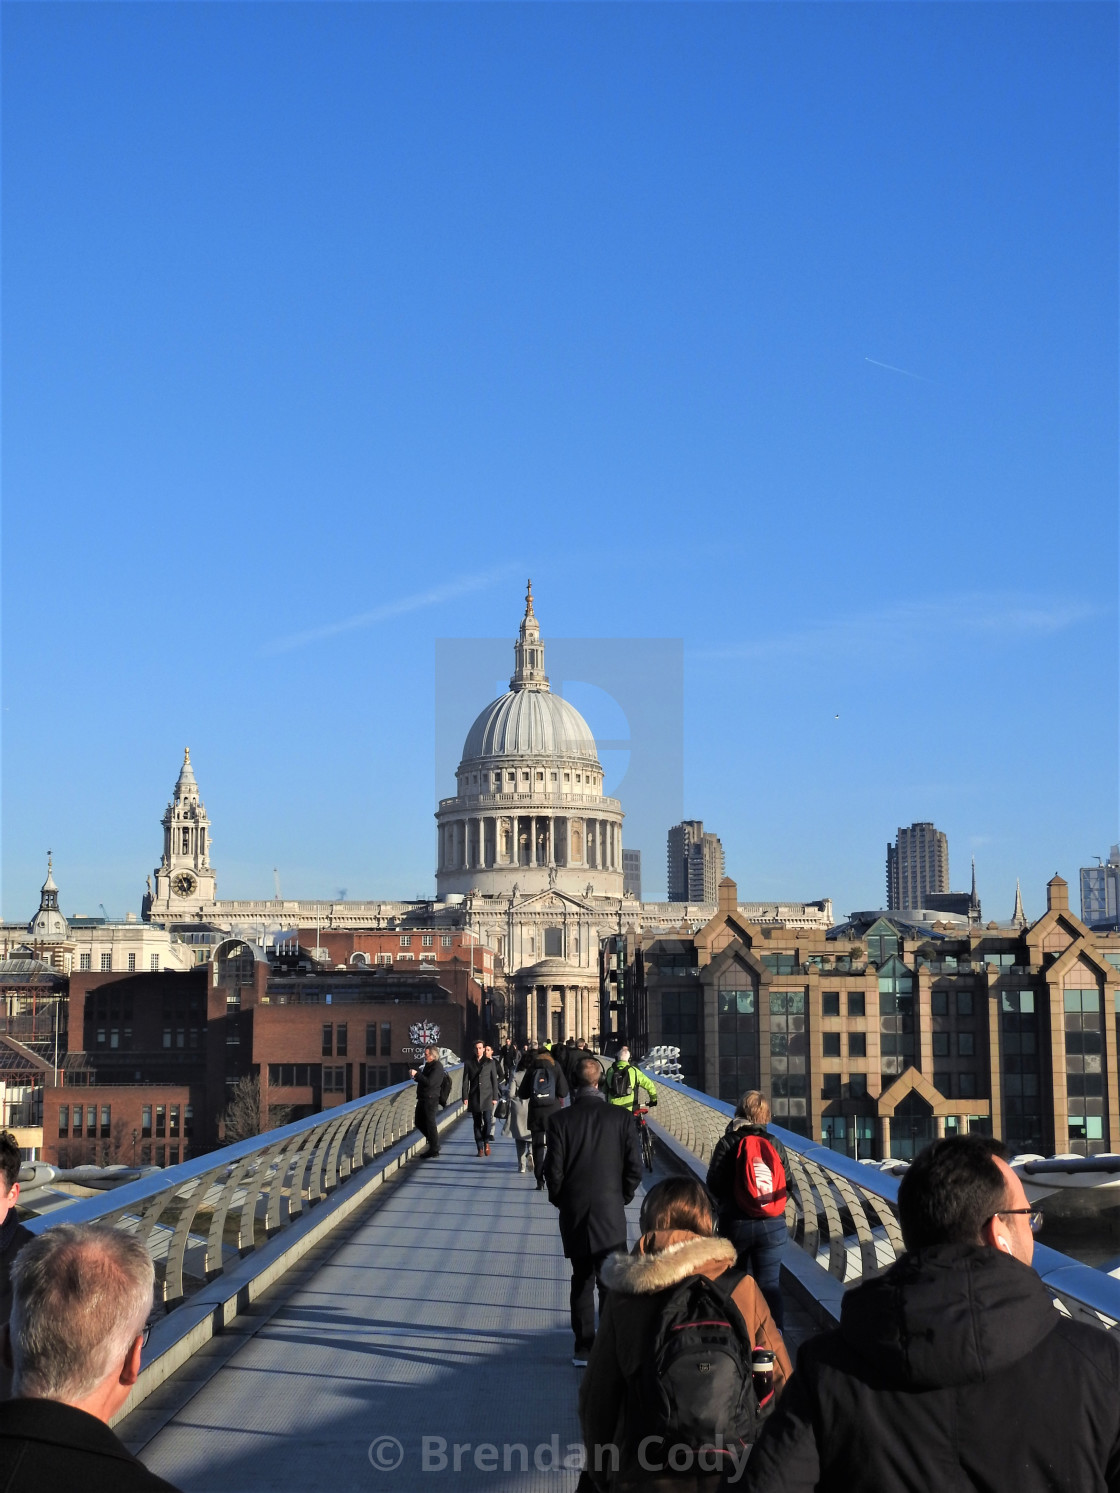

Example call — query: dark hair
[0,1131,21,1193]
[897,1136,1010,1250]
[639,1177,715,1237]
[574,1056,602,1089]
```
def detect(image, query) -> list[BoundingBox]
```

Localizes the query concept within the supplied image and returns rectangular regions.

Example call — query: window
[848,1074,868,1099]
[931,991,948,1016]
[400,935,411,948]
[958,1073,977,1098]
[128,952,137,972]
[957,991,974,1017]
[151,954,159,971]
[101,953,112,972]
[822,1033,841,1057]
[821,992,840,1017]
[849,1033,867,1058]
[366,1022,377,1056]
[322,1023,333,1057]
[381,1022,392,1057]
[155,1105,166,1138]
[87,1106,96,1136]
[96,1028,106,1047]
[336,1023,348,1057]
[323,1066,346,1093]
[58,1105,69,1136]
[110,1028,119,1049]
[821,1074,841,1100]
[73,1107,83,1138]
[80,953,91,971]
[169,1106,180,1139]
[100,1106,111,1139]
[848,991,865,1018]
[140,1144,151,1165]
[958,1032,975,1056]
[185,1105,194,1138]
[932,1033,949,1057]
[441,935,452,948]
[422,934,433,947]
[156,1145,166,1167]
[142,1106,152,1138]
[169,1146,180,1165]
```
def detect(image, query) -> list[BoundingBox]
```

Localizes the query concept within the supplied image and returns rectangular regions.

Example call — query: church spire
[1012,878,1027,928]
[510,580,549,692]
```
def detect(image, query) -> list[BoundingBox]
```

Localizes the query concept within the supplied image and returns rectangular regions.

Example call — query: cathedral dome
[462,688,598,764]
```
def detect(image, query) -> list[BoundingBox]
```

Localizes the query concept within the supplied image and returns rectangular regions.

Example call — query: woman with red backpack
[705,1091,790,1330]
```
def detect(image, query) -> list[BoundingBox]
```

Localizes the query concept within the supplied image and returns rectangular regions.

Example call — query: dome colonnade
[435,583,624,900]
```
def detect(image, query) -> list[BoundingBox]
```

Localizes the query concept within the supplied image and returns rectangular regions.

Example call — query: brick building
[624,874,1120,1162]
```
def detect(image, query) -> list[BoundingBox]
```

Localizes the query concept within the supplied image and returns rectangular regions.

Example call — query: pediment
[511,888,593,914]
[877,1065,989,1119]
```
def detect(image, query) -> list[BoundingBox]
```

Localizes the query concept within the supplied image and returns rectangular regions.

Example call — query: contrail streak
[263,564,522,654]
[865,356,930,382]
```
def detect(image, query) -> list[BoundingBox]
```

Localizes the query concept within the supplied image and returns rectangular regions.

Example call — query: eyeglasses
[140,1322,153,1349]
[996,1208,1044,1234]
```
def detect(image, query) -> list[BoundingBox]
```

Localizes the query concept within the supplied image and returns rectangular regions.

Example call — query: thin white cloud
[693,594,1102,664]
[263,564,523,655]
[865,355,931,382]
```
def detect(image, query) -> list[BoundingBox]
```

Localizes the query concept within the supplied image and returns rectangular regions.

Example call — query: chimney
[1046,874,1069,913]
[718,877,738,915]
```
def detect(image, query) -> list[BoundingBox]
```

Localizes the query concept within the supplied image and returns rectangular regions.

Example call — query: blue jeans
[725,1215,787,1329]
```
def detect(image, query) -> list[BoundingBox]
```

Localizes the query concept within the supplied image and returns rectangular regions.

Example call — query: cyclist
[602,1046,658,1113]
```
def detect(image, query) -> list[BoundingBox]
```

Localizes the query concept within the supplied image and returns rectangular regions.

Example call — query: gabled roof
[876,1065,990,1119]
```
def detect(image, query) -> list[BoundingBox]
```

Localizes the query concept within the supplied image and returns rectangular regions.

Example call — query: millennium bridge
[21,1076,1120,1492]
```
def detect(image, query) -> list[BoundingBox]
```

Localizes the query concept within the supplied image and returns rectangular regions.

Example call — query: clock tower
[151,748,217,919]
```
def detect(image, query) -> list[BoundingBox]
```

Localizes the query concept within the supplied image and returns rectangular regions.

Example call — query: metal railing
[652,1079,1120,1333]
[26,1070,463,1309]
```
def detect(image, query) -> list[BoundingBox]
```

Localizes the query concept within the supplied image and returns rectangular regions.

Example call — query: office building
[668,821,725,904]
[622,849,642,900]
[886,822,950,910]
[1081,847,1120,931]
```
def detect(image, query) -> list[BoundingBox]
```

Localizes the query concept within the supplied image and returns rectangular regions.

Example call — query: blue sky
[3,3,1116,920]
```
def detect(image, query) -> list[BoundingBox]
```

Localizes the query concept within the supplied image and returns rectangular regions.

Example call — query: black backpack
[531,1063,558,1102]
[438,1072,452,1107]
[641,1271,765,1460]
[605,1063,632,1101]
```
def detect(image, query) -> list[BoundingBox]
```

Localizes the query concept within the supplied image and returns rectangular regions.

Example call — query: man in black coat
[747,1135,1120,1493]
[462,1040,500,1156]
[409,1045,446,1159]
[0,1221,179,1491]
[0,1129,32,1399]
[545,1054,643,1366]
[518,1047,570,1189]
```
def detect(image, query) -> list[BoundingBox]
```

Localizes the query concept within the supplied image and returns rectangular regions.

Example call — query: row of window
[397,935,450,948]
[57,1104,112,1138]
[463,769,600,790]
[80,952,161,972]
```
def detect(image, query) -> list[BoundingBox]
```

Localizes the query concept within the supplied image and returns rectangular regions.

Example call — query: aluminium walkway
[121,1113,811,1493]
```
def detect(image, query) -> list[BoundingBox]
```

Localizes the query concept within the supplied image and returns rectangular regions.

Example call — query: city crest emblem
[409,1021,441,1047]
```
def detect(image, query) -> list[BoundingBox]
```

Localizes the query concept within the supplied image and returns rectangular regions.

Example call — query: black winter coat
[544,1090,643,1258]
[745,1242,1120,1493]
[518,1054,570,1128]
[0,1211,33,1399]
[0,1399,181,1491]
[412,1059,446,1111]
[706,1120,790,1227]
[462,1055,500,1111]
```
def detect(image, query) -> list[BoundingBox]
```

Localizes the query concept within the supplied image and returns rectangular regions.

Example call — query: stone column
[878,1116,891,1160]
[563,987,575,1042]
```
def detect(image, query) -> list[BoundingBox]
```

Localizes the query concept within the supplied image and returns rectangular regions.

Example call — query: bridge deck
[125,1114,811,1492]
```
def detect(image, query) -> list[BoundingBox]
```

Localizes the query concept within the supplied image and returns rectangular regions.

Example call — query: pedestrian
[748,1134,1120,1493]
[705,1089,789,1328]
[518,1042,570,1188]
[580,1176,791,1491]
[557,1035,579,1082]
[601,1045,658,1112]
[0,1222,180,1490]
[0,1129,33,1400]
[463,1039,500,1156]
[544,1054,642,1366]
[409,1045,447,1160]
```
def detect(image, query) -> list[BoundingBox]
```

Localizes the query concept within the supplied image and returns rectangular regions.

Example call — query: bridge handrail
[25,1068,464,1310]
[651,1077,1120,1332]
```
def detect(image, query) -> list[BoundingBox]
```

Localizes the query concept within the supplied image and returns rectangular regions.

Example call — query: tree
[219,1075,291,1143]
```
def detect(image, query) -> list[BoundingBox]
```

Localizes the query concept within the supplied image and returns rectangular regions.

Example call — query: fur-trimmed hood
[602,1230,737,1295]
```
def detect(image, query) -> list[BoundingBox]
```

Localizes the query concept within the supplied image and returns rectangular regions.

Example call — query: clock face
[173,872,196,898]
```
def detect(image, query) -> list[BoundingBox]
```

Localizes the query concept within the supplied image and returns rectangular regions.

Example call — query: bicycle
[634,1105,655,1173]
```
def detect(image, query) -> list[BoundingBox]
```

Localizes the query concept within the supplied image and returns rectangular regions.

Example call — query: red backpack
[732,1133,788,1219]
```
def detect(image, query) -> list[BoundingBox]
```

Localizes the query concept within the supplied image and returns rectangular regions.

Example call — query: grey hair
[11,1223,154,1402]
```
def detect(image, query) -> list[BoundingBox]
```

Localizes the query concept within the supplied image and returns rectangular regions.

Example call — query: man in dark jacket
[0,1221,179,1491]
[462,1040,500,1156]
[0,1129,32,1399]
[746,1135,1120,1493]
[410,1045,446,1159]
[545,1055,643,1366]
[517,1046,570,1189]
